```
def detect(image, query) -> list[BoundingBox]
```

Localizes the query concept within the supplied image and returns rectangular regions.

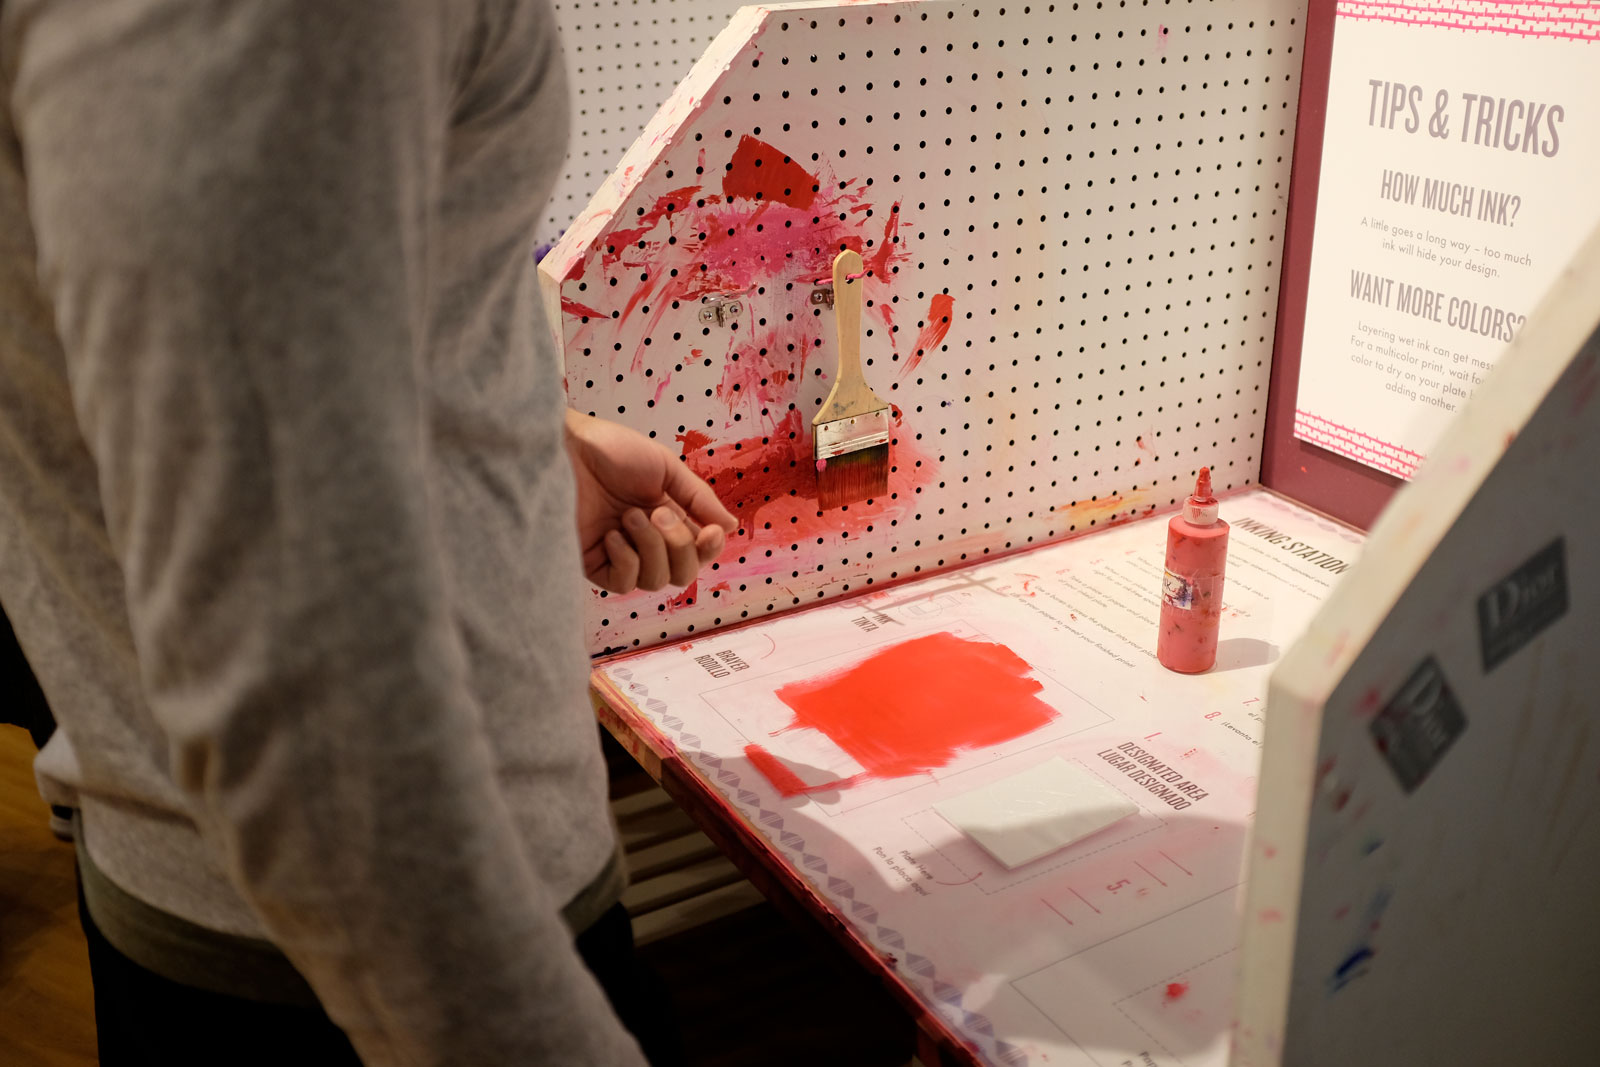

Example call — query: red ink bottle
[1157,468,1229,673]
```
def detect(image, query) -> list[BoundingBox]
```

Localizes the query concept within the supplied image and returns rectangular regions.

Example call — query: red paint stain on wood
[666,581,698,612]
[745,633,1057,796]
[682,409,816,536]
[562,297,609,320]
[1164,982,1189,1003]
[904,294,955,375]
[677,429,714,454]
[862,201,907,278]
[723,135,818,209]
[1259,908,1285,923]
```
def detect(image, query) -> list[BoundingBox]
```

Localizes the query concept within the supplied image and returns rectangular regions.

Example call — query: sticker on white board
[933,757,1139,869]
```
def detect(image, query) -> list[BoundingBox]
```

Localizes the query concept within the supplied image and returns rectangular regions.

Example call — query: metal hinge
[810,285,835,308]
[697,295,744,327]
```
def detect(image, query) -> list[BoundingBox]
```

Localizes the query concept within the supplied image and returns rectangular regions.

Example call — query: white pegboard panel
[545,0,745,248]
[541,0,1309,655]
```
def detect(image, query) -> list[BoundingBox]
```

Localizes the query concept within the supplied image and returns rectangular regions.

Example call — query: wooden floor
[0,726,96,1067]
[0,724,913,1066]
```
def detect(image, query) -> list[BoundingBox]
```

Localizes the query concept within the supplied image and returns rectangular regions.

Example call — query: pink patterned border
[1336,0,1600,40]
[1293,410,1423,480]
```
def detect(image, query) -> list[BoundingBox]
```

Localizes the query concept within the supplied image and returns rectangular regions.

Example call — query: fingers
[694,521,726,567]
[651,506,699,588]
[625,508,669,591]
[661,457,739,535]
[591,505,726,596]
[591,528,639,595]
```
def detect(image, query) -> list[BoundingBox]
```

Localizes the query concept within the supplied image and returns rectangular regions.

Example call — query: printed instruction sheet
[599,489,1363,1066]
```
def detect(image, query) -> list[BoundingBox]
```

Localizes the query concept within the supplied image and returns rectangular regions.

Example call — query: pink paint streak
[903,294,955,376]
[745,633,1058,797]
[651,373,673,405]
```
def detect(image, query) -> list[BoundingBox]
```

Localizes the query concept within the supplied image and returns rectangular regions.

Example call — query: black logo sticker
[1369,657,1467,794]
[1478,539,1568,673]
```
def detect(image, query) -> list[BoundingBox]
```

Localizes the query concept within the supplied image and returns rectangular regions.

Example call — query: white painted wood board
[1235,222,1600,1066]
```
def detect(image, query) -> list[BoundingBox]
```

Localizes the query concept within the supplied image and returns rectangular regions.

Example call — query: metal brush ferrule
[813,408,890,459]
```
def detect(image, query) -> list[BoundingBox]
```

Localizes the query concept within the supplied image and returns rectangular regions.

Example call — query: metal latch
[697,296,744,327]
[810,286,835,308]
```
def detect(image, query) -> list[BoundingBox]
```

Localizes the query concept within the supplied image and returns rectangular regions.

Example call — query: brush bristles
[816,445,889,510]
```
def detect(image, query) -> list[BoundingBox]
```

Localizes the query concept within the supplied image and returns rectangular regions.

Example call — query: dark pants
[80,886,686,1066]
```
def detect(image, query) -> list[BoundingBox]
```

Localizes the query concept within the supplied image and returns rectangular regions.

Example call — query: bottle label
[1165,570,1223,612]
[1162,569,1195,610]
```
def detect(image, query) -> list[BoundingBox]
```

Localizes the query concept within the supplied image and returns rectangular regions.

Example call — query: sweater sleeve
[11,2,647,1063]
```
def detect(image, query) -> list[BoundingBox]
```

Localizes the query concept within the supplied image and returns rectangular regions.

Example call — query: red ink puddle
[723,135,819,210]
[1164,982,1189,1003]
[745,632,1057,797]
[904,294,955,375]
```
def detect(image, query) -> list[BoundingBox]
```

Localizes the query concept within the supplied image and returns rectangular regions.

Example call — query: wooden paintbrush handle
[832,249,864,388]
[814,249,880,423]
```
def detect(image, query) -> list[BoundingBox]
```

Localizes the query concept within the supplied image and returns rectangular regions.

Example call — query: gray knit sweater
[0,1,644,1062]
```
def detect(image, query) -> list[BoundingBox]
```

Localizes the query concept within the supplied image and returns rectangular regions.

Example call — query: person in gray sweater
[0,1,736,1063]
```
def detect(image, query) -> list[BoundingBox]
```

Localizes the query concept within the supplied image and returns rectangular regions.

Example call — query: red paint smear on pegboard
[1164,982,1189,1003]
[562,297,608,320]
[676,428,713,453]
[681,409,816,536]
[666,581,698,612]
[723,135,819,210]
[903,293,955,376]
[745,633,1057,797]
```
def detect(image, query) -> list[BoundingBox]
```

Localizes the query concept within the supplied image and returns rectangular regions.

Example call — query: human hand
[565,410,738,594]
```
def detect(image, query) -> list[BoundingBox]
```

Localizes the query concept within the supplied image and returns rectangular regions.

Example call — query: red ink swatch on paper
[723,135,819,209]
[1164,982,1189,1003]
[744,744,820,797]
[745,633,1057,796]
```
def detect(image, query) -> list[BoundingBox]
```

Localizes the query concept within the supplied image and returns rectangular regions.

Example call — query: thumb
[661,456,737,535]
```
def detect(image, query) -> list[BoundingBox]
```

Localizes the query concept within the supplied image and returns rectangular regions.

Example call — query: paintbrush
[813,249,890,509]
